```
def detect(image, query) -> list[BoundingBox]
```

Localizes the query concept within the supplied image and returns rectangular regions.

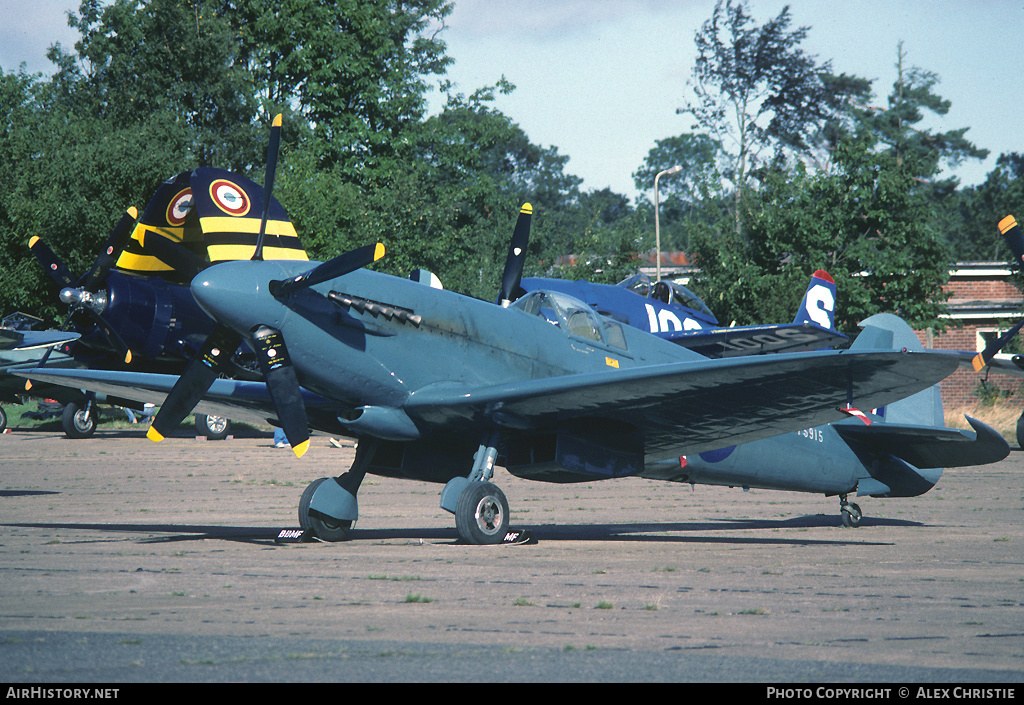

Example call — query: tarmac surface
[1,427,1022,683]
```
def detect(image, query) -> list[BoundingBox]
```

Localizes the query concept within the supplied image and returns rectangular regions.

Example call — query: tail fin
[854,313,943,427]
[794,270,837,330]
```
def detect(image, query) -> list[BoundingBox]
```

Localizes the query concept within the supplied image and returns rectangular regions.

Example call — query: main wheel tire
[298,478,353,542]
[62,401,97,439]
[195,414,230,440]
[1016,411,1024,450]
[455,481,509,545]
[0,405,7,433]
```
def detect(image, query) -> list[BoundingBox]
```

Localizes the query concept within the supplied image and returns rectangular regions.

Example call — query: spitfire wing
[19,347,958,459]
[405,348,958,458]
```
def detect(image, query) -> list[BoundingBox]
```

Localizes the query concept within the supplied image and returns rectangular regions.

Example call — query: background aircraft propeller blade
[1000,215,1024,266]
[148,324,242,441]
[973,317,1024,371]
[28,236,76,289]
[77,307,134,365]
[252,325,309,457]
[81,207,138,292]
[253,113,283,262]
[270,242,385,296]
[974,215,1024,371]
[498,203,532,306]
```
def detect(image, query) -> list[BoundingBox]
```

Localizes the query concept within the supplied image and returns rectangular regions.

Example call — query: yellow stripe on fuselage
[115,251,175,273]
[207,244,309,262]
[199,216,301,239]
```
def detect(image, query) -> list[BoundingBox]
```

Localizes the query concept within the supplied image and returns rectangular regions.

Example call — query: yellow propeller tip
[273,113,283,127]
[24,380,32,391]
[124,350,133,364]
[28,236,39,248]
[127,206,139,218]
[998,215,1017,234]
[293,440,310,459]
[147,426,165,443]
[521,203,533,214]
[972,354,986,372]
[373,243,385,261]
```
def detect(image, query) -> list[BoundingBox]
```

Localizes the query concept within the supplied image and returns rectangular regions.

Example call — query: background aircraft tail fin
[793,270,837,330]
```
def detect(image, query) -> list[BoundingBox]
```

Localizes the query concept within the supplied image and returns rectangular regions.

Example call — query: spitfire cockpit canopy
[512,289,627,350]
[618,274,718,324]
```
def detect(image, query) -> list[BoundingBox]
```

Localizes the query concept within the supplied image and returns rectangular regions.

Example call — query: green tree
[632,133,724,253]
[680,0,867,234]
[689,137,951,332]
[225,0,453,177]
[940,153,1024,261]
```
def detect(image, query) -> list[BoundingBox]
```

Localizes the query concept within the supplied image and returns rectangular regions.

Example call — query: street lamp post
[654,165,683,282]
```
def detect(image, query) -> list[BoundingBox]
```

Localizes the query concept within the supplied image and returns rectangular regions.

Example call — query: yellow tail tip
[147,426,165,443]
[998,215,1018,234]
[373,243,385,261]
[293,440,310,458]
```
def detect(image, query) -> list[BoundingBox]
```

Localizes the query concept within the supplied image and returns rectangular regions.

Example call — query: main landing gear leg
[839,494,862,528]
[298,438,379,542]
[440,433,510,545]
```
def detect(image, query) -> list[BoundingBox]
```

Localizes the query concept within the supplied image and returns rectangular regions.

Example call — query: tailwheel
[455,481,509,545]
[298,477,353,542]
[840,495,862,528]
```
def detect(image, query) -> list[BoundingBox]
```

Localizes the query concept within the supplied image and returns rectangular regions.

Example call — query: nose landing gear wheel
[455,481,509,545]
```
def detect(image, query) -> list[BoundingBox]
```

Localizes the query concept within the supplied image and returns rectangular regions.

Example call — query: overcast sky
[4,1,1022,201]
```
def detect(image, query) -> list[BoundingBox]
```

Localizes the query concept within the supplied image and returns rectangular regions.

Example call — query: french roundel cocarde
[209,179,251,217]
[166,188,194,227]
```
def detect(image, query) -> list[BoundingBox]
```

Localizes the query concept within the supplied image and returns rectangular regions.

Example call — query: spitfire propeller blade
[252,325,309,458]
[253,113,283,262]
[147,324,242,441]
[499,203,532,307]
[270,242,385,296]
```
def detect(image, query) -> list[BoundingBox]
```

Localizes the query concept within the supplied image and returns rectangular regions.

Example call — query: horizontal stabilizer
[834,415,1009,469]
